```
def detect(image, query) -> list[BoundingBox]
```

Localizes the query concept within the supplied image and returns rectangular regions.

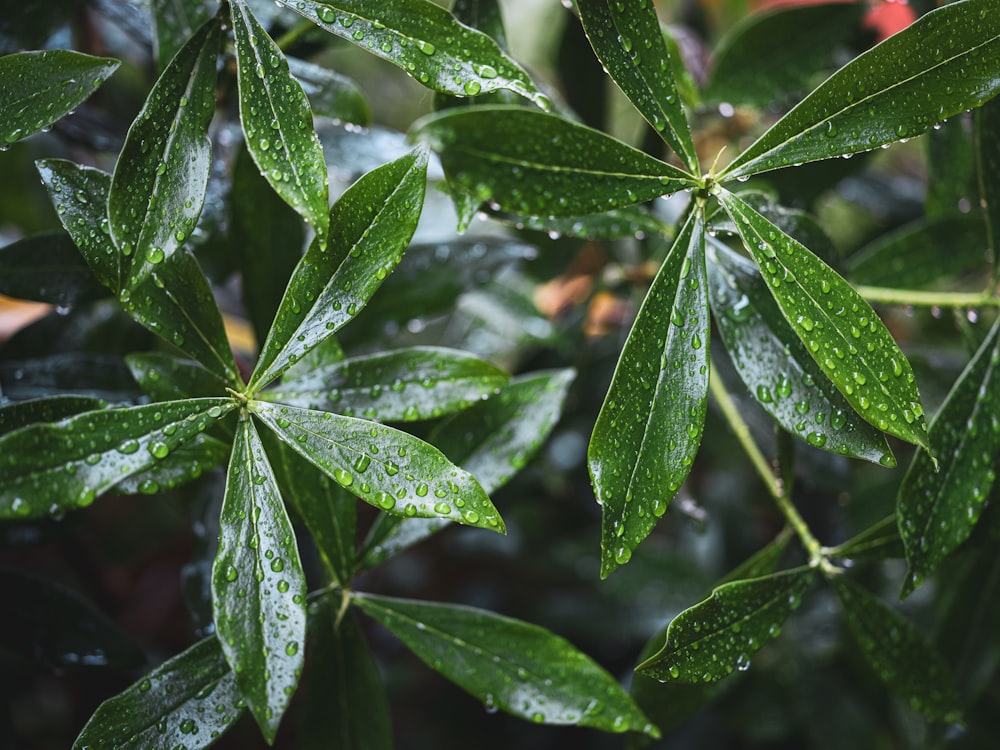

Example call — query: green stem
[857,285,1000,308]
[274,19,315,51]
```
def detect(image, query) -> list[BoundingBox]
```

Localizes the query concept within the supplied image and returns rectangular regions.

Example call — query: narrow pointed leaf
[721,0,1000,180]
[927,115,977,220]
[0,398,234,520]
[0,50,119,149]
[231,0,329,238]
[576,0,697,171]
[353,593,658,736]
[287,57,371,125]
[212,417,307,743]
[414,106,695,217]
[718,188,928,448]
[638,568,815,682]
[0,353,139,403]
[250,401,503,532]
[109,19,219,284]
[707,238,893,464]
[249,147,428,392]
[898,317,1000,598]
[832,575,960,720]
[589,207,709,579]
[126,353,232,402]
[151,0,213,71]
[111,435,231,496]
[72,636,243,750]
[828,515,904,562]
[277,0,546,107]
[451,0,507,49]
[975,95,1000,272]
[0,395,105,438]
[490,205,669,240]
[0,232,107,306]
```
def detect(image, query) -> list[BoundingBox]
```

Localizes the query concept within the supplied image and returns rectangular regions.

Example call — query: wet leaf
[0,232,107,306]
[111,434,230,496]
[489,205,669,240]
[231,0,330,238]
[828,515,904,563]
[287,57,371,126]
[718,188,928,449]
[72,636,243,750]
[151,0,214,71]
[126,353,232,402]
[0,353,140,403]
[589,206,709,579]
[353,593,658,736]
[927,115,977,220]
[212,416,307,743]
[975,95,1000,272]
[0,50,119,149]
[637,567,815,682]
[451,0,507,50]
[0,395,105,438]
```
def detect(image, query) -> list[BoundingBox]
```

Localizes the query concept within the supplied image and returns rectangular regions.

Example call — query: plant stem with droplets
[857,286,1000,309]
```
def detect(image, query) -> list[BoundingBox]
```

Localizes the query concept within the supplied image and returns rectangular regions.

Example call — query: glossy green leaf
[0,395,105,438]
[126,353,232,402]
[250,401,504,532]
[112,435,230,496]
[832,575,960,720]
[0,354,140,403]
[72,636,243,750]
[637,567,815,682]
[489,205,670,240]
[0,50,119,149]
[828,515,904,562]
[721,0,1000,180]
[0,232,107,306]
[927,115,977,219]
[414,106,695,217]
[151,0,214,71]
[451,0,507,50]
[707,238,894,464]
[248,147,428,392]
[898,317,1000,598]
[975,95,1000,271]
[353,593,658,736]
[212,416,307,743]
[576,0,697,172]
[718,188,928,448]
[287,57,371,126]
[278,0,545,107]
[231,0,330,238]
[263,346,509,421]
[0,398,234,520]
[589,206,709,579]
[108,19,219,284]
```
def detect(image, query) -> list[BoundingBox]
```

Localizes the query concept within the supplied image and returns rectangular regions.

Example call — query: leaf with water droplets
[832,575,960,720]
[250,401,504,532]
[248,147,427,392]
[353,593,658,736]
[414,105,695,217]
[0,395,105,438]
[576,0,697,172]
[0,232,107,306]
[0,398,234,520]
[126,353,232,402]
[488,205,670,240]
[151,0,214,71]
[231,0,329,239]
[112,434,230,496]
[707,238,893,464]
[589,206,709,579]
[897,317,1000,598]
[72,635,243,750]
[0,50,119,150]
[718,188,928,449]
[975,94,1000,274]
[211,416,306,743]
[637,567,815,683]
[287,56,371,126]
[720,0,1000,180]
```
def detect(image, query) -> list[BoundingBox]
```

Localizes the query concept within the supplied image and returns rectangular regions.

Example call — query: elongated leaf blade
[72,636,243,750]
[250,401,504,532]
[490,205,669,240]
[0,50,119,149]
[287,57,371,125]
[231,0,329,238]
[278,0,546,107]
[112,435,230,496]
[721,0,1000,180]
[212,417,307,743]
[976,95,1000,272]
[126,353,232,402]
[414,106,695,217]
[718,188,928,448]
[152,0,214,71]
[829,515,904,563]
[249,147,427,391]
[0,395,106,438]
[354,593,658,736]
[638,568,815,682]
[0,232,107,306]
[576,0,697,171]
[589,207,709,579]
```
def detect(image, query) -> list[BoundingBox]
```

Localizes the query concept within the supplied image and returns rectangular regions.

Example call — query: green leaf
[0,398,234,519]
[413,106,695,217]
[589,206,709,579]
[717,188,928,448]
[112,435,231,496]
[637,568,815,682]
[231,0,330,238]
[248,147,428,392]
[151,0,214,71]
[720,0,1000,180]
[489,205,670,240]
[897,316,1000,598]
[287,57,371,126]
[250,401,504,532]
[927,115,977,219]
[0,232,107,306]
[576,0,697,172]
[975,94,1000,272]
[353,593,658,736]
[278,0,546,107]
[0,354,140,403]
[72,636,243,750]
[211,416,307,743]
[0,395,106,438]
[108,18,219,284]
[451,0,507,50]
[831,575,960,720]
[263,346,509,421]
[0,50,119,149]
[707,238,894,465]
[126,353,232,402]
[828,515,904,562]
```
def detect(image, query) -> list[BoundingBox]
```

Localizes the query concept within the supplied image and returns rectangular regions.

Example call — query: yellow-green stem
[857,285,1000,308]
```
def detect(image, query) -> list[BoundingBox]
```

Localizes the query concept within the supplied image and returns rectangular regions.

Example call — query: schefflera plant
[415,0,1000,721]
[0,1,660,746]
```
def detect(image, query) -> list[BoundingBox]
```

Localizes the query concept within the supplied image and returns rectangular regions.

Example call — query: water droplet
[149,441,170,459]
[146,247,164,264]
[333,468,353,487]
[317,7,336,23]
[464,80,482,95]
[416,40,436,55]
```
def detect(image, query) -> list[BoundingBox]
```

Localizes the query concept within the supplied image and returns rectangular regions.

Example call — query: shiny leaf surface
[976,95,1000,271]
[0,395,105,438]
[0,232,107,306]
[151,0,214,71]
[287,57,371,126]
[126,353,232,402]
[111,434,230,496]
